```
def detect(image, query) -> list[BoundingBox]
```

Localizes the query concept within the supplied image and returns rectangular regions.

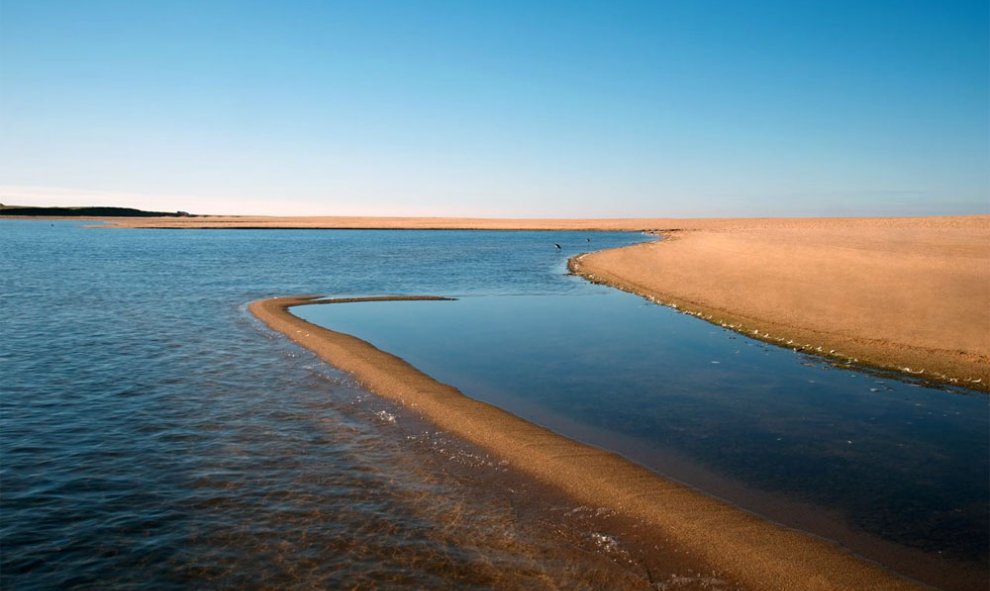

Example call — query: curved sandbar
[570,216,990,391]
[250,294,921,591]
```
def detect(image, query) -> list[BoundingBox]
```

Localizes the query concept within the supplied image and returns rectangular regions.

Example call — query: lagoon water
[298,293,990,586]
[2,220,987,590]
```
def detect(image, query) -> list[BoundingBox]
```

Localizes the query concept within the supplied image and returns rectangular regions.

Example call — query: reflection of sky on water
[298,292,989,568]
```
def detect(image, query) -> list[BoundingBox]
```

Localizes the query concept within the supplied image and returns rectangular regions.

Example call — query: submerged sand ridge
[250,295,924,591]
[569,216,990,390]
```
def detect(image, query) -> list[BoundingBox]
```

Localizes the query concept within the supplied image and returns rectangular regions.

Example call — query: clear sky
[1,0,987,217]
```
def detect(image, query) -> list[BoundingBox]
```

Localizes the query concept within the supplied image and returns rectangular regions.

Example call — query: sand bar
[250,294,923,591]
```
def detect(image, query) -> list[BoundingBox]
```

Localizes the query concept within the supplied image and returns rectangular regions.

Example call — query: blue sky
[1,0,986,216]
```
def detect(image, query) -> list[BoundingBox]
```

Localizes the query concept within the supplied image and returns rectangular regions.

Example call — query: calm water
[2,220,987,590]
[4,221,707,590]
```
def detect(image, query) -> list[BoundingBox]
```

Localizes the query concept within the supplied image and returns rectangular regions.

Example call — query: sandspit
[250,294,922,591]
[569,216,989,390]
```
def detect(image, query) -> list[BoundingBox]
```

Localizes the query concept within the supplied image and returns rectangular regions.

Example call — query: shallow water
[2,220,986,590]
[5,221,719,590]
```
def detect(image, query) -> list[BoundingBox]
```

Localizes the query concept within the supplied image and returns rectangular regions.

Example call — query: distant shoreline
[0,205,193,218]
[84,212,988,233]
[250,294,922,591]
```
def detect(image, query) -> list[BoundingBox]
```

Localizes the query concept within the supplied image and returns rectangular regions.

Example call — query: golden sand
[250,295,923,591]
[570,216,990,390]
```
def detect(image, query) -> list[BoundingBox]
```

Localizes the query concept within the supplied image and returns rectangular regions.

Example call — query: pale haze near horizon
[1,0,987,218]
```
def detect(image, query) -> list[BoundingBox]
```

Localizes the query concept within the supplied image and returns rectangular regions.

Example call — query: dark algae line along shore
[250,295,923,591]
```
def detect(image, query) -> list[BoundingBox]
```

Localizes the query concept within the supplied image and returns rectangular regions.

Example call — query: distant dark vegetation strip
[0,206,195,217]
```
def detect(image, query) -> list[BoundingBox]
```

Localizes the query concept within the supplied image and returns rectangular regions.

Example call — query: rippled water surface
[4,221,704,590]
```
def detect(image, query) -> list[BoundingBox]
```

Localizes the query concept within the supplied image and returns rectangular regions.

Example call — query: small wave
[375,410,397,424]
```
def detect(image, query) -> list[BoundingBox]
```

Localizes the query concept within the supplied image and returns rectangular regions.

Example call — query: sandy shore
[570,216,989,390]
[250,294,922,591]
[102,214,671,230]
[114,213,990,389]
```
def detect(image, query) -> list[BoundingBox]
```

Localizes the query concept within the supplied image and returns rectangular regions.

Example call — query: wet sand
[250,295,923,591]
